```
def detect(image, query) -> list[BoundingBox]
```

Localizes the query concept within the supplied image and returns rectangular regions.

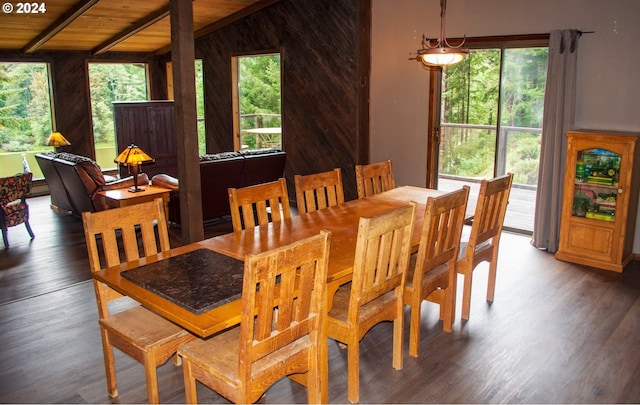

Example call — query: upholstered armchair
[0,172,35,248]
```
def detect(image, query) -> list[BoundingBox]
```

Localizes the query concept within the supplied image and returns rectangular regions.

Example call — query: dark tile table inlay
[122,249,244,314]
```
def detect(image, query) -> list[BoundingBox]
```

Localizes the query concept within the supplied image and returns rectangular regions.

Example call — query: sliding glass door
[432,41,548,233]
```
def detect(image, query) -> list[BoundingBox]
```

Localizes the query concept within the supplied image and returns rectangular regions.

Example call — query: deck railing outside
[240,113,282,150]
[438,123,540,233]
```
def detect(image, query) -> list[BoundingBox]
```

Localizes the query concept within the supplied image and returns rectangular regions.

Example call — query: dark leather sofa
[35,152,149,215]
[151,148,286,224]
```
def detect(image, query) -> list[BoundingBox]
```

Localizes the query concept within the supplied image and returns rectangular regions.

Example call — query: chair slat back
[414,187,469,282]
[468,173,513,251]
[349,203,415,315]
[239,230,330,376]
[294,168,345,214]
[355,159,395,198]
[82,198,170,317]
[228,178,291,232]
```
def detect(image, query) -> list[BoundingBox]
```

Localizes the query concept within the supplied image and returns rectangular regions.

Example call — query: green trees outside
[0,63,54,176]
[239,54,281,128]
[88,63,148,146]
[0,63,53,153]
[88,63,148,169]
[237,54,281,149]
[440,47,548,185]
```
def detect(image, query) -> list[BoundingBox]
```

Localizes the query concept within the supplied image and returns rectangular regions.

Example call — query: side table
[98,185,172,225]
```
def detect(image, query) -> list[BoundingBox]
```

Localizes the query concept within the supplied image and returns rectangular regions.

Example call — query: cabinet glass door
[573,148,620,222]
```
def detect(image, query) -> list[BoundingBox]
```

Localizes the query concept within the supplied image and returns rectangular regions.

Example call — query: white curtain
[531,30,580,252]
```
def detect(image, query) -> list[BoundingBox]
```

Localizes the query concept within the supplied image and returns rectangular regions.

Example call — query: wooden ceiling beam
[22,0,101,54]
[92,5,170,55]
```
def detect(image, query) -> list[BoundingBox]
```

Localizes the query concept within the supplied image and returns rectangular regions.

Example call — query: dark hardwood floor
[1,195,639,403]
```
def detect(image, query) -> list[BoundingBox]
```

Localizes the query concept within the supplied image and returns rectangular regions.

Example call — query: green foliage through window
[0,62,54,177]
[238,54,282,150]
[88,63,148,170]
[440,47,548,186]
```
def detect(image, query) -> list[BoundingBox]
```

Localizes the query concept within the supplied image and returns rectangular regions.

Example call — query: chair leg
[25,220,34,239]
[143,353,160,404]
[461,270,473,321]
[392,301,404,370]
[442,285,455,332]
[1,227,8,248]
[182,359,198,404]
[318,334,329,404]
[347,337,360,403]
[306,352,322,404]
[408,297,422,358]
[447,270,457,329]
[100,330,119,398]
[486,257,498,303]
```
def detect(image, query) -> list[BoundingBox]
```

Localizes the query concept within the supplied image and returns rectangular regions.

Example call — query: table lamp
[114,144,155,192]
[44,132,71,152]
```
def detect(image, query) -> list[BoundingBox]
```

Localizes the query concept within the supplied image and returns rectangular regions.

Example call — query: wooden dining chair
[456,173,513,320]
[294,168,345,214]
[178,230,331,404]
[403,187,469,358]
[228,178,291,232]
[355,159,395,199]
[327,203,415,403]
[82,198,195,403]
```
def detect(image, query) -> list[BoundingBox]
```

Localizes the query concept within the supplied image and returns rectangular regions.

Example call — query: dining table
[91,185,446,339]
[91,185,449,403]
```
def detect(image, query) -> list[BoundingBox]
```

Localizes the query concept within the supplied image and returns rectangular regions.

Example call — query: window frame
[231,52,283,151]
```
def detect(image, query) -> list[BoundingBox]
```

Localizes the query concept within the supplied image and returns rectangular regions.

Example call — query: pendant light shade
[415,0,468,67]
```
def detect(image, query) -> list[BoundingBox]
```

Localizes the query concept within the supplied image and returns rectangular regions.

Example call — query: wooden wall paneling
[51,52,95,158]
[148,55,171,100]
[198,38,235,154]
[195,0,367,201]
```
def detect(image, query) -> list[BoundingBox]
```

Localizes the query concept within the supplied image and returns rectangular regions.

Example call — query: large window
[232,53,282,151]
[88,63,148,170]
[0,62,54,178]
[439,47,547,184]
[433,39,549,232]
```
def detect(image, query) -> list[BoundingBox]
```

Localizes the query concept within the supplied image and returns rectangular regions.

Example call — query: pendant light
[416,0,468,67]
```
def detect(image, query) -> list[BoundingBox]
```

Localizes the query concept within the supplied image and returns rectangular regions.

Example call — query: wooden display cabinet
[556,130,640,272]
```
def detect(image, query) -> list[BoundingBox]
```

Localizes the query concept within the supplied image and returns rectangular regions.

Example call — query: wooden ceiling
[0,0,280,55]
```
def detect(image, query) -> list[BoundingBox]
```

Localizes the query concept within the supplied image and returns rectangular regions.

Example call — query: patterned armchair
[0,172,35,248]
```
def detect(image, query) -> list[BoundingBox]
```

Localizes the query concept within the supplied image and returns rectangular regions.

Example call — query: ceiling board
[0,0,275,54]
